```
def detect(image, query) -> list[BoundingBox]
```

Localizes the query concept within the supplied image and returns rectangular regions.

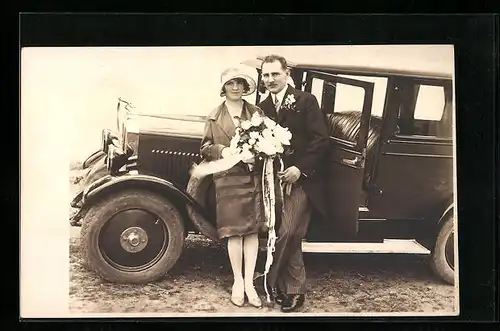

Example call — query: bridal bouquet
[191,112,292,177]
[227,112,292,166]
[191,112,292,303]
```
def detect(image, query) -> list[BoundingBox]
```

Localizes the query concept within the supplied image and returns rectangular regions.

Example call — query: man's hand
[278,166,301,184]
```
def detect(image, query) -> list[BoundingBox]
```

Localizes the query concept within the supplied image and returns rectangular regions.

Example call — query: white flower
[266,134,284,152]
[272,125,292,145]
[255,139,277,156]
[263,117,277,129]
[261,128,274,141]
[250,113,264,126]
[283,94,297,110]
[242,143,251,151]
[241,120,252,130]
[249,131,260,139]
[259,128,283,151]
[248,138,256,146]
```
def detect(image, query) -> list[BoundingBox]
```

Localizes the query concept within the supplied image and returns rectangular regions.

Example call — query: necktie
[274,95,281,112]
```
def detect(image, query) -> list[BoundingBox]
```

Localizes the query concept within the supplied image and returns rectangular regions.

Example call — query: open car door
[305,70,375,238]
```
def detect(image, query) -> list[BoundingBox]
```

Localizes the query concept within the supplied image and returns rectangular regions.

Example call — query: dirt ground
[68,167,457,316]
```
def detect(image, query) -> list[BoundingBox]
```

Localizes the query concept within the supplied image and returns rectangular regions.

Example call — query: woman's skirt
[213,164,266,239]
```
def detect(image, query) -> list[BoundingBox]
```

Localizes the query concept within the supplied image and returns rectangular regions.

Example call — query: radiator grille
[138,133,203,189]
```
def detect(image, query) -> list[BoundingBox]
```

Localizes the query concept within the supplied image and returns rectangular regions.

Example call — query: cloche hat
[220,67,256,97]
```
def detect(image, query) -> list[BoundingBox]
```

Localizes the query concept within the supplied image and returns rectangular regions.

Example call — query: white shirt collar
[272,85,288,105]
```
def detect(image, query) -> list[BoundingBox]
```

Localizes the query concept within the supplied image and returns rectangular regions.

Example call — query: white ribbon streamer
[262,157,285,303]
[190,153,244,179]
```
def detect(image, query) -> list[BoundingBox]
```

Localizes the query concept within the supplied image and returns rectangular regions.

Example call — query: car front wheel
[80,189,185,284]
[429,213,455,285]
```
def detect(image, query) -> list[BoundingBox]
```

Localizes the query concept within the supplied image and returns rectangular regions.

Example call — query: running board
[301,239,430,254]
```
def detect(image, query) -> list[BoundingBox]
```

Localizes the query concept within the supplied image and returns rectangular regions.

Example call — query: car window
[310,77,366,145]
[395,82,452,139]
[337,75,387,118]
[310,75,387,117]
[414,85,445,120]
[310,77,365,116]
[308,74,387,146]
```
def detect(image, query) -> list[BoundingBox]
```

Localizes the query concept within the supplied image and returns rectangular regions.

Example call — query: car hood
[126,113,207,137]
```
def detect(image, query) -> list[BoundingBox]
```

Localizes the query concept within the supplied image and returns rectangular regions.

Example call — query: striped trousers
[267,183,311,295]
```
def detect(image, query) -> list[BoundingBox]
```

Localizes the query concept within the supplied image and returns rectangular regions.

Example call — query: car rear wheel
[429,213,455,285]
[80,189,185,284]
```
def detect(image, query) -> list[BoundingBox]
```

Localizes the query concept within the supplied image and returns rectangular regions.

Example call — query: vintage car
[70,56,455,286]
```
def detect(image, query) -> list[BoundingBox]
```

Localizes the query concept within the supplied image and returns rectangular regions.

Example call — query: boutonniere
[282,94,298,112]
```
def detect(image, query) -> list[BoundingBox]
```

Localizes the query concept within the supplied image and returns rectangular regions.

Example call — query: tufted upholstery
[326,111,387,182]
[327,111,383,153]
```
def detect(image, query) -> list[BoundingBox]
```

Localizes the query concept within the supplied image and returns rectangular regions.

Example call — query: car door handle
[342,156,362,166]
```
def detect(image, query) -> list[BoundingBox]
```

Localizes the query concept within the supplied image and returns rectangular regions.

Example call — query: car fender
[415,196,454,250]
[423,198,454,248]
[438,201,454,227]
[82,174,219,243]
[82,150,106,169]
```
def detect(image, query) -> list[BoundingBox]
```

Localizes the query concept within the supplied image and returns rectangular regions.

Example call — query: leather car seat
[326,111,383,183]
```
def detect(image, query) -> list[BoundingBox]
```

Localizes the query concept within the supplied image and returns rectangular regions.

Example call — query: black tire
[82,156,108,187]
[80,189,185,284]
[429,213,455,285]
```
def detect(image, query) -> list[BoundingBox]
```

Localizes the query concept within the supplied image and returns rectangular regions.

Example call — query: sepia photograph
[21,44,459,318]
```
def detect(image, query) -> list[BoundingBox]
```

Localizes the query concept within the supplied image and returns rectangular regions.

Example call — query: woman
[199,67,266,308]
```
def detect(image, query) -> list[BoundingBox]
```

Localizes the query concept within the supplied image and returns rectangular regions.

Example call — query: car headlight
[101,130,109,154]
[121,123,128,155]
[101,129,120,154]
[106,144,124,171]
[106,99,136,172]
[117,101,129,152]
[105,136,132,172]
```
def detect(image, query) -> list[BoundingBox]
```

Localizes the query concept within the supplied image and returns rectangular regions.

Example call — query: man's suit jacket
[258,84,330,217]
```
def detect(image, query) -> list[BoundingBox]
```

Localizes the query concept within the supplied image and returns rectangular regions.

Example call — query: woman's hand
[221,147,232,159]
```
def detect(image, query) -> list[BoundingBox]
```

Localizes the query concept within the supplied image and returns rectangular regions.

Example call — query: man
[258,54,330,312]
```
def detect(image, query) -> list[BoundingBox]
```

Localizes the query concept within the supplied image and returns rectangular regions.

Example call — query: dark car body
[71,57,455,285]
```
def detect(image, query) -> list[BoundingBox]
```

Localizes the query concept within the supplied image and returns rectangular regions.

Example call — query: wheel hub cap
[120,227,148,253]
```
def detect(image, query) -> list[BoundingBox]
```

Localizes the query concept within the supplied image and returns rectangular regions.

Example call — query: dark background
[17,13,498,327]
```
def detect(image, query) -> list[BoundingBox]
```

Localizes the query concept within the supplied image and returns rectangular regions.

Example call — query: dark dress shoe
[280,294,305,313]
[265,283,286,305]
[274,288,286,305]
